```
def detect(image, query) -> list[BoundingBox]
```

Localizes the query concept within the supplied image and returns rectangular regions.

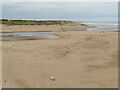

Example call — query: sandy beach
[2,29,118,88]
[1,2,118,88]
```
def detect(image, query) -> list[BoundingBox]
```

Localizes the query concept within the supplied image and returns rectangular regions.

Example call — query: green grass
[23,38,39,40]
[0,19,74,25]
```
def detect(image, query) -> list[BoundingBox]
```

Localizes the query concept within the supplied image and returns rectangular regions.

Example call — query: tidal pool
[0,32,59,41]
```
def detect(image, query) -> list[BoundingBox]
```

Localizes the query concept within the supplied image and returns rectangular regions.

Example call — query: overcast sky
[2,2,118,21]
[2,0,119,2]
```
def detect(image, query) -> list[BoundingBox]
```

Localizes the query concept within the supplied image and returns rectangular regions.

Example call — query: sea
[79,21,118,31]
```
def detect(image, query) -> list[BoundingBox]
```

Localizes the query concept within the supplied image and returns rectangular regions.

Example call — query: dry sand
[0,24,94,33]
[2,31,118,88]
[0,24,2,89]
[0,43,1,89]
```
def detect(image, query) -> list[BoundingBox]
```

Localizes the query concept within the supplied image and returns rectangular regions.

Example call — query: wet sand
[2,31,118,88]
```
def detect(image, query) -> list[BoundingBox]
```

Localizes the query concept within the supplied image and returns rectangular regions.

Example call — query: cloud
[2,2,118,21]
[2,0,119,2]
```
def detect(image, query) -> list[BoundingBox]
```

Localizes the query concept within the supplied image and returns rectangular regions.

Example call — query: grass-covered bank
[0,19,75,25]
[1,19,95,33]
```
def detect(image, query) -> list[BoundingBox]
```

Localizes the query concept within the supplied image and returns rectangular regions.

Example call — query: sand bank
[0,23,94,33]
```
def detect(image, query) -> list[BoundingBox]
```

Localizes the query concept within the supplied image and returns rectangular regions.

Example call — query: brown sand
[0,24,94,33]
[0,23,2,89]
[2,31,118,88]
[0,39,2,89]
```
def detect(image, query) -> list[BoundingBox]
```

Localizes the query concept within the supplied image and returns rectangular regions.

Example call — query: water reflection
[0,32,59,41]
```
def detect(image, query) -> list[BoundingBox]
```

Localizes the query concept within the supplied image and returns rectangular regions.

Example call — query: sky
[2,0,119,2]
[2,2,118,21]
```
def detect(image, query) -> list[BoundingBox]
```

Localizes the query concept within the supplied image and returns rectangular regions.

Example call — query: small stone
[50,76,55,81]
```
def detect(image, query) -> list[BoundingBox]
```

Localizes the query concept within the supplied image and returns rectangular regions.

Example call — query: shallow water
[1,32,59,38]
[0,32,59,41]
[81,21,118,31]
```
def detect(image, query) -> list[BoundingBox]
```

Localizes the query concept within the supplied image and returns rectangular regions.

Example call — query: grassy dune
[1,19,91,33]
[0,19,76,25]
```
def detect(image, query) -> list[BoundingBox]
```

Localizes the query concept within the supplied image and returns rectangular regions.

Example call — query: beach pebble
[50,76,55,81]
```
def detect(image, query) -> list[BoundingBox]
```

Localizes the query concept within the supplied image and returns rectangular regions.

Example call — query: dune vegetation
[0,19,75,25]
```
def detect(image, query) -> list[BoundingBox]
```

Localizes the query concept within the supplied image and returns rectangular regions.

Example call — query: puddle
[0,32,59,41]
